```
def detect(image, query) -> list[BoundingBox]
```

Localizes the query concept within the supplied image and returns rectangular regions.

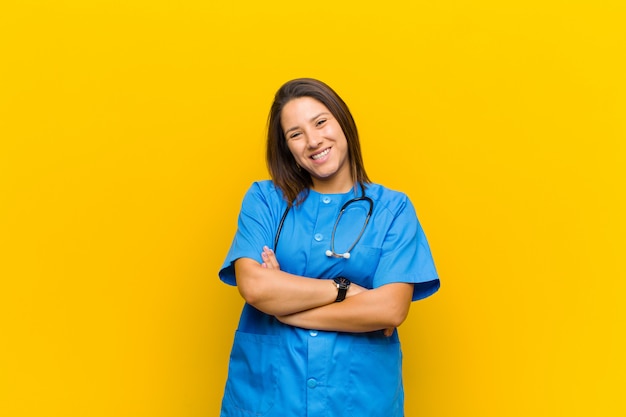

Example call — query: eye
[315,119,327,127]
[289,131,302,140]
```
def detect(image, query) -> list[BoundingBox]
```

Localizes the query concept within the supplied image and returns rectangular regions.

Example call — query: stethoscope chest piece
[274,186,374,260]
[325,195,373,259]
[325,249,351,259]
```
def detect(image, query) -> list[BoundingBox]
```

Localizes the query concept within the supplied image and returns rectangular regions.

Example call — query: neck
[311,178,355,194]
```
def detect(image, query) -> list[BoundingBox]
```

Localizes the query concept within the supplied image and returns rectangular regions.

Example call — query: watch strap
[333,277,350,302]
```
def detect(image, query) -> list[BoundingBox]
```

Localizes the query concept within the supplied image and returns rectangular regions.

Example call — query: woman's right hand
[260,245,393,336]
[261,246,280,270]
[262,245,368,298]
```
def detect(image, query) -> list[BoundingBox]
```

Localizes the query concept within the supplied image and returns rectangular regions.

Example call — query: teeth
[311,148,330,160]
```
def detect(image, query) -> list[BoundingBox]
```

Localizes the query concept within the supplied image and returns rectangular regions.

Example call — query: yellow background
[1,1,624,416]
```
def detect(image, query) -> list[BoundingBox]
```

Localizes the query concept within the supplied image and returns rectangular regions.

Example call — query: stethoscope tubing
[326,195,373,258]
[273,185,374,259]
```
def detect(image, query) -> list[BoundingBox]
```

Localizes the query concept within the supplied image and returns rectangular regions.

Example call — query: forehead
[281,97,331,125]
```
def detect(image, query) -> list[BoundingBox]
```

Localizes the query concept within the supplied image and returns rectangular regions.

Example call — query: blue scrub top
[219,181,439,417]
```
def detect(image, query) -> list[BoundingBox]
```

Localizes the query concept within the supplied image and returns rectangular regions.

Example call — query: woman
[219,78,440,416]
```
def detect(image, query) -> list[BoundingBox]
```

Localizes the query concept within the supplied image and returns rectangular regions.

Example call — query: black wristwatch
[333,277,351,302]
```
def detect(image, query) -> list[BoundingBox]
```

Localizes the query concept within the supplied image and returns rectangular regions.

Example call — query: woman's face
[280,97,351,193]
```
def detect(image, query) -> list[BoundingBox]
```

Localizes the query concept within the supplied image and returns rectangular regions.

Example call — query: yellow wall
[1,1,624,416]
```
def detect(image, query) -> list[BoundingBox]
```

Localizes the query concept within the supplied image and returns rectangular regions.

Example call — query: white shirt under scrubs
[219,180,439,416]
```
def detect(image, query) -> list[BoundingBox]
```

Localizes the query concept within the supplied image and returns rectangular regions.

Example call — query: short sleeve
[219,182,280,286]
[373,196,440,301]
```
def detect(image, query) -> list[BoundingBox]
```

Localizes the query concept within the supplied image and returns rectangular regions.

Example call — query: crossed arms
[235,246,414,335]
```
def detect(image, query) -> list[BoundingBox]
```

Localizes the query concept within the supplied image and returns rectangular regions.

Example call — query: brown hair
[266,78,370,206]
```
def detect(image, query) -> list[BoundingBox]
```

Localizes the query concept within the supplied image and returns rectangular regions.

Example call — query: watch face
[335,277,350,288]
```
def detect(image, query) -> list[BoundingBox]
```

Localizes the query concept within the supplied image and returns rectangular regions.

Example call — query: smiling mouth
[311,148,330,160]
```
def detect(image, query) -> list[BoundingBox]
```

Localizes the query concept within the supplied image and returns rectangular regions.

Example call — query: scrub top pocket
[223,331,282,416]
[341,246,381,288]
[347,340,404,417]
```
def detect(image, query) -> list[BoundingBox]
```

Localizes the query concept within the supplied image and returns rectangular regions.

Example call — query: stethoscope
[273,185,374,259]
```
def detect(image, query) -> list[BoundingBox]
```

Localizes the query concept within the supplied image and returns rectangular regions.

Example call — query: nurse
[219,78,440,416]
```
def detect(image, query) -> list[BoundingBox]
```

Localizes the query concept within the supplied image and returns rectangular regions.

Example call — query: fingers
[261,246,280,270]
[383,327,395,337]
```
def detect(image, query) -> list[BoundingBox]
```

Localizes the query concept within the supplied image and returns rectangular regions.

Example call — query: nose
[306,129,322,148]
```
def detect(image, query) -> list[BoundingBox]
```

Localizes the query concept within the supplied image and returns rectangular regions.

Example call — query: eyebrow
[284,112,331,136]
